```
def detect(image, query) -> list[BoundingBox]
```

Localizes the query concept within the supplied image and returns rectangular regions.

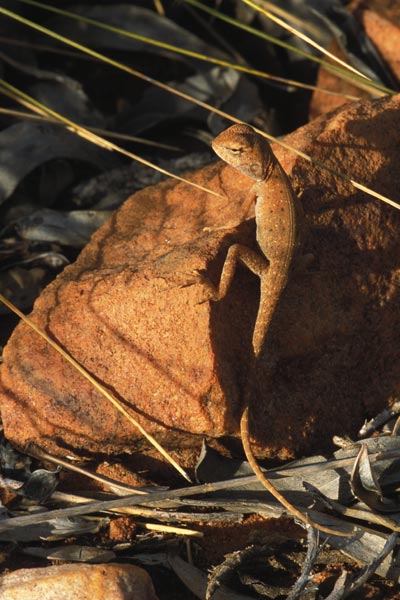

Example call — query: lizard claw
[196,297,210,305]
[179,269,205,289]
[202,221,239,234]
[179,270,217,303]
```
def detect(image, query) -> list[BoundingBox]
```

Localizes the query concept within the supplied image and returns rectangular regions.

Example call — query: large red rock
[1,94,400,461]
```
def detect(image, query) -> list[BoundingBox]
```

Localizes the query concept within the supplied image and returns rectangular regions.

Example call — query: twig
[287,527,320,600]
[324,533,398,599]
[26,444,152,496]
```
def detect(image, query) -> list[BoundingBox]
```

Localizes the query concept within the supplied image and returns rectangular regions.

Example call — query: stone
[0,563,158,600]
[1,94,400,461]
[308,38,372,120]
[353,0,400,81]
[310,0,400,120]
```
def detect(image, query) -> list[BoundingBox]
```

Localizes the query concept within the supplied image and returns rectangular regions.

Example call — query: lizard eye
[229,147,242,154]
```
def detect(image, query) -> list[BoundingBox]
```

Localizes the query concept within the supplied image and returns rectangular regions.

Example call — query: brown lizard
[206,123,351,537]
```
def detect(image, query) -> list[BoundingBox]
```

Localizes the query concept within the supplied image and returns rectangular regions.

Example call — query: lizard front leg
[204,243,273,356]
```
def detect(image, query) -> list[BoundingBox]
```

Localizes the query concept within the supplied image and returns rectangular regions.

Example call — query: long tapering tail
[240,406,352,536]
[251,262,289,357]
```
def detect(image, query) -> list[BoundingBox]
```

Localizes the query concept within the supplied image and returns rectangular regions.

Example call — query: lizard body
[209,124,350,537]
[215,126,303,354]
[211,123,302,357]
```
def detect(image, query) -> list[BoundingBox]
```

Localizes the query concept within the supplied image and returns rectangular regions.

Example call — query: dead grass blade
[252,125,400,211]
[0,79,222,199]
[243,0,369,80]
[0,292,192,483]
[2,6,398,212]
[256,0,321,37]
[287,527,320,600]
[0,463,357,535]
[153,0,165,17]
[26,445,151,496]
[0,108,180,152]
[2,3,361,98]
[182,0,393,96]
[142,523,202,536]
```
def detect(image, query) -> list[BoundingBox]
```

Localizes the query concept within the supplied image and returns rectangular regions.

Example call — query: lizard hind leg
[181,244,269,304]
[209,243,269,302]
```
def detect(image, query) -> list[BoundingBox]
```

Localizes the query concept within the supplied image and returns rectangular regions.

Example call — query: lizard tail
[252,264,288,357]
[240,406,352,537]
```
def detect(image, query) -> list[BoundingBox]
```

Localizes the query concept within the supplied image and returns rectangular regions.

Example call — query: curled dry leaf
[18,468,60,503]
[23,544,116,563]
[15,208,111,248]
[0,267,50,313]
[350,443,400,513]
[31,81,105,128]
[0,49,105,127]
[168,554,254,600]
[44,4,228,69]
[0,121,116,205]
[124,67,263,136]
[0,515,108,543]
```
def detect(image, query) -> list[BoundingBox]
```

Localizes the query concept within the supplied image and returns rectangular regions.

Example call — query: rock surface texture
[1,94,400,460]
[0,563,158,600]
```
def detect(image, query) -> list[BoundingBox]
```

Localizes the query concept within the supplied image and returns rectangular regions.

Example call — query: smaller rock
[109,516,138,542]
[309,38,371,120]
[310,0,400,120]
[354,1,400,80]
[0,563,158,600]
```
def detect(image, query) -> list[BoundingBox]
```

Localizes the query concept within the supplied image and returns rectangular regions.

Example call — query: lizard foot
[180,269,218,303]
[202,221,239,233]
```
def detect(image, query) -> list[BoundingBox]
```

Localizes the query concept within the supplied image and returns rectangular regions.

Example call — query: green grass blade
[182,0,394,96]
[0,6,398,210]
[13,0,393,96]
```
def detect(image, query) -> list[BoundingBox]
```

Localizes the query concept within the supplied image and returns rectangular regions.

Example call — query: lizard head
[211,124,274,181]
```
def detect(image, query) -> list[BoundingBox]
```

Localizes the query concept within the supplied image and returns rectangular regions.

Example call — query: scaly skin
[209,124,351,537]
[212,123,303,356]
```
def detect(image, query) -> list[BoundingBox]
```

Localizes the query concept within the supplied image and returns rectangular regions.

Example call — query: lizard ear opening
[250,162,266,179]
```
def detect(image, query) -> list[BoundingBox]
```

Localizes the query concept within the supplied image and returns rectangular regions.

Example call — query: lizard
[203,123,351,537]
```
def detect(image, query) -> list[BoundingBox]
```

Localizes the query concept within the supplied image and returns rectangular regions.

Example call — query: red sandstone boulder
[1,94,400,461]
